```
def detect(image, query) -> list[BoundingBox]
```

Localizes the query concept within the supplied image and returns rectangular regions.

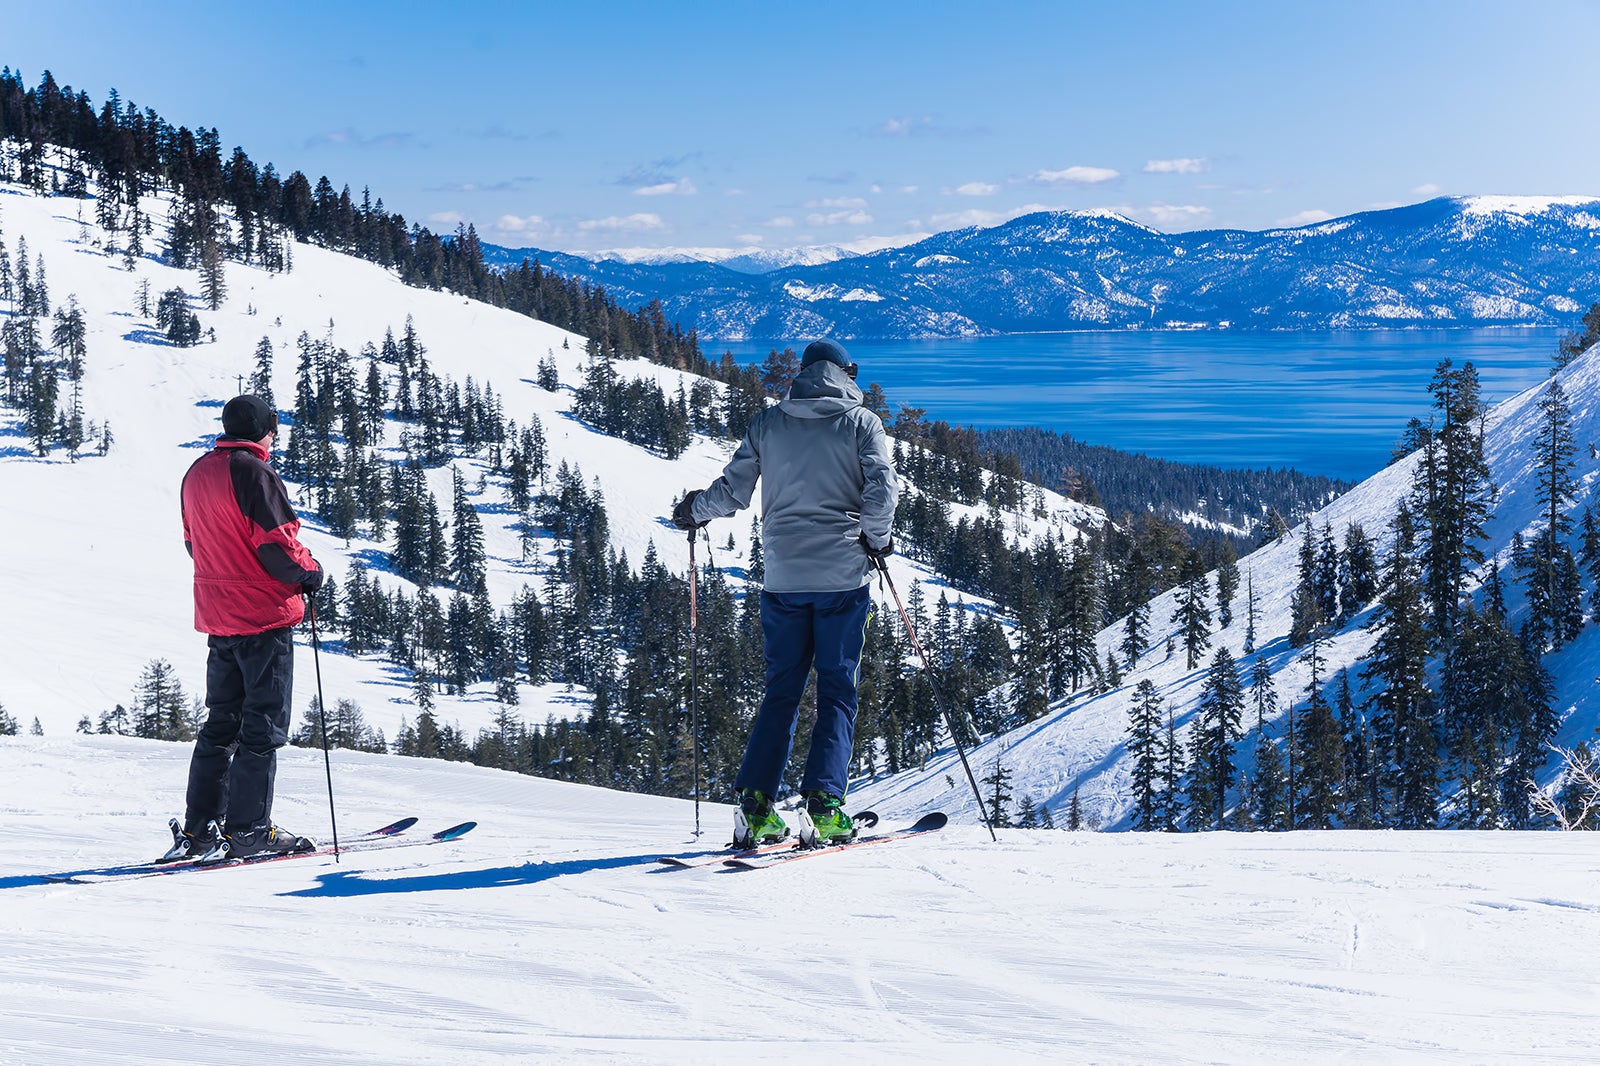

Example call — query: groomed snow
[4,736,1599,1064]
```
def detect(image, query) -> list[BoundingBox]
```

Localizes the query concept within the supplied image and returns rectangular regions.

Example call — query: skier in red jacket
[162,395,324,863]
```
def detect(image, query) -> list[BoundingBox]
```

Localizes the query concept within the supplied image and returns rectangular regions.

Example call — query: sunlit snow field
[3,737,1598,1064]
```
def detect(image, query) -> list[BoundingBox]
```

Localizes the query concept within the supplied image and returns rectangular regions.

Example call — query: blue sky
[9,1,1598,254]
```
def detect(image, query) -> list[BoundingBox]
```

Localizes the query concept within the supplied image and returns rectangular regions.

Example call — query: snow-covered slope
[4,735,1598,1064]
[857,344,1600,827]
[0,179,1096,743]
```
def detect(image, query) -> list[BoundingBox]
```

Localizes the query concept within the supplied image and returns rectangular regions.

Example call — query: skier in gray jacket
[673,339,898,846]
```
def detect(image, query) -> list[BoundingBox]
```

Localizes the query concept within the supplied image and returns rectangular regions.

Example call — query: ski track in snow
[4,739,1600,1064]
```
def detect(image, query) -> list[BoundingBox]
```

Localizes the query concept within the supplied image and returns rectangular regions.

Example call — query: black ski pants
[184,626,294,836]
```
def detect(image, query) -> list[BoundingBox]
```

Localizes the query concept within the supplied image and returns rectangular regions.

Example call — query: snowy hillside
[0,178,1097,745]
[4,736,1599,1064]
[514,196,1600,339]
[855,343,1600,828]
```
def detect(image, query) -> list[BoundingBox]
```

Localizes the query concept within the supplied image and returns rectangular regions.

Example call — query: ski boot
[199,824,315,864]
[800,791,857,846]
[158,818,221,863]
[732,789,789,849]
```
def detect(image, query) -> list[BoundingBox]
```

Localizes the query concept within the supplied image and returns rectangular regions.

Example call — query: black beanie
[222,395,279,440]
[801,339,853,368]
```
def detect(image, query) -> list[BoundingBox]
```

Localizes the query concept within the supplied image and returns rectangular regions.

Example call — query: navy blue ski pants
[735,585,873,799]
[184,626,295,836]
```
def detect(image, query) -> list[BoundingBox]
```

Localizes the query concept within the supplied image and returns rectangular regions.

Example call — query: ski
[42,819,469,885]
[658,810,880,868]
[721,812,947,871]
[178,820,476,876]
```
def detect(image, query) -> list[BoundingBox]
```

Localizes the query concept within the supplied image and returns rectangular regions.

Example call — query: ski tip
[433,821,477,841]
[375,817,419,836]
[910,812,948,832]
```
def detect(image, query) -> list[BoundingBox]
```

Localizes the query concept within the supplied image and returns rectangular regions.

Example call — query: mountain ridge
[483,196,1600,340]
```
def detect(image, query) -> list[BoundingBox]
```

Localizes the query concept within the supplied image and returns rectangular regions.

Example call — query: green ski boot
[733,789,789,848]
[803,792,857,845]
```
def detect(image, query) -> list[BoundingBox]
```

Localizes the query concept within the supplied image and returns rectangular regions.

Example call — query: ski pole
[308,597,341,861]
[873,556,997,841]
[688,525,702,837]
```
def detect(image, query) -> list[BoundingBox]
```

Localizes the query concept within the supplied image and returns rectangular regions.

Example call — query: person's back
[673,340,897,847]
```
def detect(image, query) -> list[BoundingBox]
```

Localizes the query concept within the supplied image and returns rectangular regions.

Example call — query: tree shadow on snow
[279,851,663,898]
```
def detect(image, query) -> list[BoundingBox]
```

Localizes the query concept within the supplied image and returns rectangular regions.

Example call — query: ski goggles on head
[844,363,858,380]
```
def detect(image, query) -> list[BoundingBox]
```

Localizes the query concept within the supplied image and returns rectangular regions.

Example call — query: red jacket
[181,438,321,636]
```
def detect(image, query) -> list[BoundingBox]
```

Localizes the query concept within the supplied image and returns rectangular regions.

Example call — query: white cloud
[766,216,797,228]
[955,181,1000,197]
[427,211,466,227]
[495,214,547,234]
[806,210,874,226]
[898,185,919,195]
[930,208,1008,229]
[1143,158,1209,175]
[1031,165,1120,185]
[634,179,697,197]
[869,184,883,194]
[577,213,665,232]
[1413,182,1442,196]
[876,116,921,137]
[804,197,869,210]
[735,234,765,245]
[1122,203,1211,229]
[1276,209,1334,228]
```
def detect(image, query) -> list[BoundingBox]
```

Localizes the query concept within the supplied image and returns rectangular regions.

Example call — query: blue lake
[718,329,1562,482]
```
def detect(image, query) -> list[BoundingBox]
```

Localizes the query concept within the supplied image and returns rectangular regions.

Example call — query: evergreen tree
[450,466,487,592]
[1414,359,1492,640]
[1156,710,1186,831]
[982,755,1014,829]
[1186,647,1244,830]
[1293,629,1345,828]
[248,336,275,408]
[1215,551,1240,629]
[1338,523,1378,624]
[1246,728,1289,830]
[1126,679,1165,830]
[1362,504,1438,829]
[0,702,16,735]
[1169,548,1212,670]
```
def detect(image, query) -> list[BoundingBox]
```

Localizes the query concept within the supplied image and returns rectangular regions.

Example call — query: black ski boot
[200,825,316,864]
[158,818,221,863]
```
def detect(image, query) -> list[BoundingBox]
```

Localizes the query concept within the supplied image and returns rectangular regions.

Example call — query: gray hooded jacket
[690,360,898,593]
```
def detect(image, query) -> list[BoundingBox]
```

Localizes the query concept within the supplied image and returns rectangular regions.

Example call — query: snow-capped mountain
[490,197,1600,340]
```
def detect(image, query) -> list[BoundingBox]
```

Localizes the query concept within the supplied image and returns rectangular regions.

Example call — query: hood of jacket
[778,360,862,419]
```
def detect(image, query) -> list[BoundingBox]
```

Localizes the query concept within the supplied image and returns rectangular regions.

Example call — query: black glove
[301,566,325,595]
[859,532,893,561]
[672,490,707,531]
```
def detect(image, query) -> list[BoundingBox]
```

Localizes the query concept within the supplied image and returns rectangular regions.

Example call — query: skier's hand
[859,532,893,562]
[301,567,325,595]
[672,490,707,531]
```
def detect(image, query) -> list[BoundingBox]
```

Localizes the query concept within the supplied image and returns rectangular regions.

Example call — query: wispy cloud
[634,179,698,197]
[766,216,797,228]
[1276,209,1334,228]
[306,128,415,150]
[1123,203,1212,229]
[616,155,702,189]
[806,210,873,226]
[806,171,857,185]
[425,177,539,194]
[427,211,466,227]
[736,233,765,245]
[1413,182,1442,196]
[1143,157,1209,175]
[930,208,1008,229]
[578,213,666,232]
[955,182,999,197]
[804,197,868,210]
[870,115,989,139]
[1030,165,1120,185]
[495,214,547,235]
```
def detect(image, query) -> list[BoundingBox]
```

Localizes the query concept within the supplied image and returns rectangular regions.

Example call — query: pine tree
[1127,679,1165,830]
[1186,647,1244,830]
[1243,570,1259,654]
[1293,628,1344,828]
[0,702,17,735]
[982,755,1014,829]
[1156,710,1186,831]
[1338,523,1378,623]
[450,466,487,592]
[1170,548,1212,670]
[248,336,275,408]
[1215,551,1240,629]
[1362,504,1438,829]
[1247,728,1289,830]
